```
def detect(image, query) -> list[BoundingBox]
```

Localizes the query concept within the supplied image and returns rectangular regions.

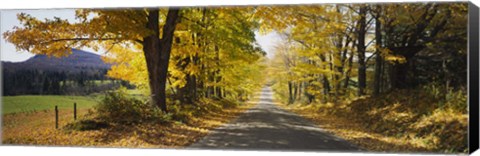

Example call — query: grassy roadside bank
[276,90,467,154]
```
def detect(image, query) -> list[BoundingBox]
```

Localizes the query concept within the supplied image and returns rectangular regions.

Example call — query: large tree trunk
[177,70,196,104]
[176,33,198,104]
[344,42,355,89]
[191,33,199,101]
[373,6,383,96]
[391,58,418,89]
[305,60,315,104]
[288,81,294,104]
[389,46,424,89]
[207,74,214,98]
[297,82,302,100]
[356,6,367,96]
[214,45,222,99]
[339,35,351,95]
[391,61,409,89]
[293,82,298,102]
[142,8,179,113]
[322,74,330,102]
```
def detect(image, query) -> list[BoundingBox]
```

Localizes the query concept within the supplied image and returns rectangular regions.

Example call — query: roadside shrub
[163,98,241,123]
[94,88,245,125]
[172,111,191,123]
[219,99,239,108]
[95,88,161,124]
[444,89,467,114]
[65,119,109,131]
[165,102,192,123]
[198,98,223,112]
[423,83,467,113]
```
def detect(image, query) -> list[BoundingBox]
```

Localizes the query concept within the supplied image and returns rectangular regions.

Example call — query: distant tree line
[2,69,132,96]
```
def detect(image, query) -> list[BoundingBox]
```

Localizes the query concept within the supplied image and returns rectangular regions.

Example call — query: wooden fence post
[55,105,58,129]
[74,102,77,120]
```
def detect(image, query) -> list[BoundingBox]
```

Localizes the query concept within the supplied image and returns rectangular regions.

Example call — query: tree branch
[39,37,128,45]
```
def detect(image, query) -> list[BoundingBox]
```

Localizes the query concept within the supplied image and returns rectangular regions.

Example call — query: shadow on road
[188,87,361,152]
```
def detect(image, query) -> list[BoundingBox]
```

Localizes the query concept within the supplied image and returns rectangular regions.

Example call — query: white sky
[1,9,77,62]
[255,31,281,59]
[0,9,279,62]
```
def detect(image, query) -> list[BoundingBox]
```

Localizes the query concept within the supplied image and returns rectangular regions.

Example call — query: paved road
[189,87,361,152]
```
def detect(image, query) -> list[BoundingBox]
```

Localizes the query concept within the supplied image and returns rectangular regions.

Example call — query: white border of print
[0,0,478,156]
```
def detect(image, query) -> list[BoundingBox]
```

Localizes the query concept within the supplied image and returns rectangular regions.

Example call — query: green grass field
[126,89,146,95]
[2,95,99,114]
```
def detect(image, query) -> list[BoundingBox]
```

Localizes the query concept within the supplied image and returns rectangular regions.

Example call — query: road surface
[189,87,360,152]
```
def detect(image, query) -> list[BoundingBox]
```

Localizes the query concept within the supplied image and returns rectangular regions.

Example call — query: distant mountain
[2,49,111,74]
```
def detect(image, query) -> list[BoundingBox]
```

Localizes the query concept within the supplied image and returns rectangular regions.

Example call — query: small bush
[94,89,243,125]
[162,98,241,123]
[219,99,239,108]
[171,111,191,123]
[65,119,109,131]
[95,88,163,124]
[423,83,467,113]
[444,89,467,114]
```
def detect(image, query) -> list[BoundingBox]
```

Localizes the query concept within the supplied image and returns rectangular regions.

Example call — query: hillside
[2,49,116,95]
[2,49,111,74]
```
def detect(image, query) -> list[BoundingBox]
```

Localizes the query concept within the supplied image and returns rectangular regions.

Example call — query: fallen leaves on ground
[2,100,257,148]
[276,89,468,154]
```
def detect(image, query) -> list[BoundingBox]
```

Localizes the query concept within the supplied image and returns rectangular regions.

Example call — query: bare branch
[39,37,122,45]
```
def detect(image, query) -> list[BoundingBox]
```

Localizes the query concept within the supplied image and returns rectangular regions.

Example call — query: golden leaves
[102,43,149,90]
[3,9,151,59]
[278,88,467,153]
[3,98,255,148]
[378,47,407,64]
